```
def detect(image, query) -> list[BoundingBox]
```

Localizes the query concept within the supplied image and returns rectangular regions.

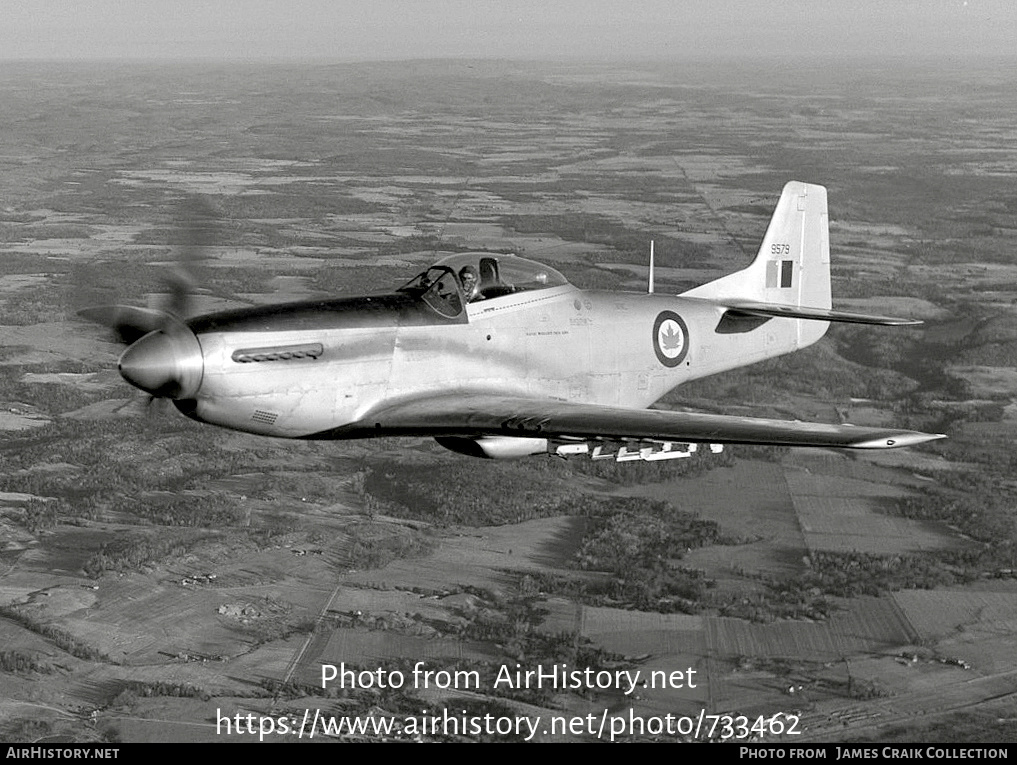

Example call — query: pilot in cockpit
[459,265,480,302]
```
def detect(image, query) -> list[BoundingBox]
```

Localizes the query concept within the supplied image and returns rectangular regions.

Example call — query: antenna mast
[648,240,655,294]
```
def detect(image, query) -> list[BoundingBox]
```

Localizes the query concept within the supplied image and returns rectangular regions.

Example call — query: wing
[340,394,944,449]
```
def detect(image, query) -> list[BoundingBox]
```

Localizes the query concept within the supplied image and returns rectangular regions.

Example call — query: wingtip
[854,431,947,449]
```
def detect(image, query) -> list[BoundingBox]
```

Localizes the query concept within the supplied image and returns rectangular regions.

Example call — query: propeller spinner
[117,322,203,399]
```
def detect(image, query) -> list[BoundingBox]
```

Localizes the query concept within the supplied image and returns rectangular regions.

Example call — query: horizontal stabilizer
[724,301,922,326]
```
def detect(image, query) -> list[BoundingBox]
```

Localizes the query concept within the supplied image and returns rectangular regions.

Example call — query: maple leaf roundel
[652,310,689,367]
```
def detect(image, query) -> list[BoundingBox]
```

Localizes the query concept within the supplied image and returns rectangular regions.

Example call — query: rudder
[683,181,831,312]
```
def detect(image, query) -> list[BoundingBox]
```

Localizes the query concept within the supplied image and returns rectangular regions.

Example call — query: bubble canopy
[398,253,570,318]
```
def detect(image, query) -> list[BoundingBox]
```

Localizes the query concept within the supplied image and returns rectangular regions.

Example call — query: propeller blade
[78,196,214,412]
[77,305,170,345]
[160,196,218,319]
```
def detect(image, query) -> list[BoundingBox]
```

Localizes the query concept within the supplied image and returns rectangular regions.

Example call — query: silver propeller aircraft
[81,181,944,461]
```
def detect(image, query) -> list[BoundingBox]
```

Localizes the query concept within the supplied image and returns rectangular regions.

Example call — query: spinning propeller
[79,198,215,403]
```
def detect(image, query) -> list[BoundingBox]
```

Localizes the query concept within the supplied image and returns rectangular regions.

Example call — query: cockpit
[397,253,570,319]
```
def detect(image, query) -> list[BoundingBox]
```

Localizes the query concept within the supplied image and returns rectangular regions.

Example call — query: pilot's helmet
[459,265,479,299]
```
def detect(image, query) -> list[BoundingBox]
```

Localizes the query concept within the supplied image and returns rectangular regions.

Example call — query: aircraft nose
[118,328,203,399]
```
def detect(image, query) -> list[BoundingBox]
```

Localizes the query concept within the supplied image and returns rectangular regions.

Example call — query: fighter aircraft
[80,181,944,461]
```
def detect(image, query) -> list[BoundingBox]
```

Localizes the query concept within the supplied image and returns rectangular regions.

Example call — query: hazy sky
[1,0,1013,61]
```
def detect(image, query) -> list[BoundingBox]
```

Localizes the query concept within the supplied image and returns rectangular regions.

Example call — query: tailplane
[683,181,830,309]
[683,182,917,338]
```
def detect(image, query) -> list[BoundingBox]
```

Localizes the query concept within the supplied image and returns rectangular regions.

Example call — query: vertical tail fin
[683,181,831,311]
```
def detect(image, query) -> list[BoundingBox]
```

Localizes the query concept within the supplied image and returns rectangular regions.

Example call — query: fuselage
[101,184,942,457]
[180,278,806,440]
